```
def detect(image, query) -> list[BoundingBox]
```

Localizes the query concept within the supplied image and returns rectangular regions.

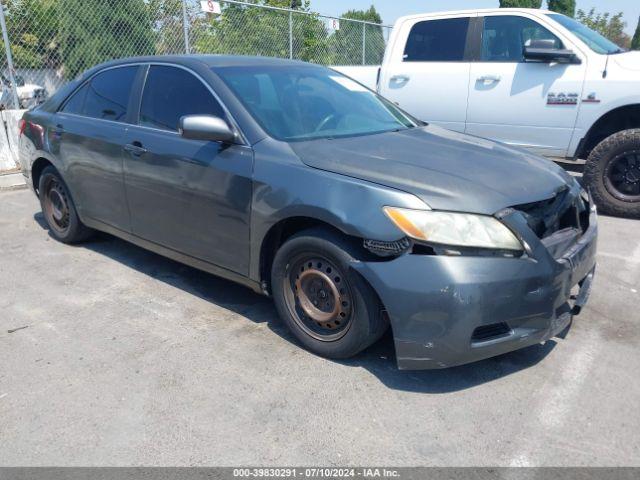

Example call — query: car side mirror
[179,115,236,143]
[523,39,581,64]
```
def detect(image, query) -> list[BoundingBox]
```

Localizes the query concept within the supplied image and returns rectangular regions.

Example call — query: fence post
[289,11,293,60]
[182,0,191,54]
[0,2,19,109]
[361,23,366,65]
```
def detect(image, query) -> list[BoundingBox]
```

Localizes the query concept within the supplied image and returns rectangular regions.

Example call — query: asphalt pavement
[1,188,638,466]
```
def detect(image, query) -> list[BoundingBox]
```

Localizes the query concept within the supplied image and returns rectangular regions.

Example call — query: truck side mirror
[523,39,581,64]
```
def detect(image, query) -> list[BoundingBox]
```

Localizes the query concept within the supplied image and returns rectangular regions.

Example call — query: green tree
[331,6,385,65]
[147,0,188,55]
[576,8,631,49]
[632,17,640,50]
[499,0,542,8]
[4,0,60,69]
[192,0,328,63]
[59,0,154,78]
[547,0,575,17]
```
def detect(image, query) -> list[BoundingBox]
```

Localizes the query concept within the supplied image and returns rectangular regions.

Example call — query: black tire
[38,166,93,243]
[584,129,640,218]
[271,227,388,360]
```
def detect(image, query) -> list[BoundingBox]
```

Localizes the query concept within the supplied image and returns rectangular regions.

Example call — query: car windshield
[547,13,625,54]
[215,65,417,142]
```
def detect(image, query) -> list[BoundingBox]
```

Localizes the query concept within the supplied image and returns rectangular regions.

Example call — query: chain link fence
[0,0,391,109]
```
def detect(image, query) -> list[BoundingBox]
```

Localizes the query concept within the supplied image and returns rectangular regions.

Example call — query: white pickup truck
[334,8,640,217]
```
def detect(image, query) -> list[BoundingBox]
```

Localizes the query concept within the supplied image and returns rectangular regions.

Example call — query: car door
[53,65,140,232]
[378,15,475,132]
[465,14,587,157]
[123,64,253,275]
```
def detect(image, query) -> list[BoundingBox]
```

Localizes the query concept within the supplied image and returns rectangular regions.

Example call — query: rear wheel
[39,166,92,243]
[271,228,388,359]
[584,129,640,218]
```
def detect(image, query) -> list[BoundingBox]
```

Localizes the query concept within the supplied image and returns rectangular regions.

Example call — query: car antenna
[603,54,610,78]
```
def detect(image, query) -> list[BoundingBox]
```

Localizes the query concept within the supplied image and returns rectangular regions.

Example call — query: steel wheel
[283,255,353,342]
[43,177,71,235]
[604,151,640,202]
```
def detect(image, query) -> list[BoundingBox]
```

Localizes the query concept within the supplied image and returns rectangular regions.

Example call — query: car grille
[513,186,589,258]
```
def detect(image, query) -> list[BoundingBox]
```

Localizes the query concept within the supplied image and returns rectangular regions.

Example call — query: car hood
[613,51,640,72]
[289,125,575,214]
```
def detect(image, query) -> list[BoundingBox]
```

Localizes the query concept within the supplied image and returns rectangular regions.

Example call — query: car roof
[395,8,554,24]
[87,54,313,73]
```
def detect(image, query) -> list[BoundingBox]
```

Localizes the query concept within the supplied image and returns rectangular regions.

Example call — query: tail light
[18,119,27,137]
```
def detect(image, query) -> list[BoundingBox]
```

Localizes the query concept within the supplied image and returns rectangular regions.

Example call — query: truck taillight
[18,119,27,137]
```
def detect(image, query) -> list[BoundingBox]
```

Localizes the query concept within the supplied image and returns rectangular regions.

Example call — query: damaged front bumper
[352,207,598,370]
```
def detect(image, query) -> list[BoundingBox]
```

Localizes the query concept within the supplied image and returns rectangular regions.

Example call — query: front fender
[248,138,427,281]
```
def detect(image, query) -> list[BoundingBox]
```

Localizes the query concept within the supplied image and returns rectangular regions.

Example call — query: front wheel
[584,129,640,218]
[271,228,388,360]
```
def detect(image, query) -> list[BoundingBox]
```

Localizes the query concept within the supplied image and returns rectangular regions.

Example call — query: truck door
[378,15,474,133]
[465,14,586,157]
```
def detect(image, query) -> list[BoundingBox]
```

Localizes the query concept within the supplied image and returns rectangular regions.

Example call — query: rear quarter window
[60,83,89,114]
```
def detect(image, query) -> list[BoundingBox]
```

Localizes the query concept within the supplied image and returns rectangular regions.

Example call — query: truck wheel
[271,227,388,360]
[39,166,93,243]
[584,129,640,218]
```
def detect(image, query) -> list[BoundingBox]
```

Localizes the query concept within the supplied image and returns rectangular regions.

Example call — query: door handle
[51,124,64,134]
[390,74,410,83]
[477,75,501,84]
[124,142,147,157]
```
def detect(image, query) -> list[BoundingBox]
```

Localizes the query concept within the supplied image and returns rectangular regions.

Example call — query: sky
[317,0,640,34]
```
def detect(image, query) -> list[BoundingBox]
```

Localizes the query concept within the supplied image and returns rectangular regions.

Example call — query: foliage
[331,6,385,65]
[0,0,389,76]
[547,0,575,18]
[632,17,640,50]
[576,8,631,49]
[192,0,328,63]
[147,0,187,55]
[58,0,154,78]
[4,0,60,69]
[498,0,542,8]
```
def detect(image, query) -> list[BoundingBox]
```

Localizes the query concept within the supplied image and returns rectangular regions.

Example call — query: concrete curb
[0,171,27,190]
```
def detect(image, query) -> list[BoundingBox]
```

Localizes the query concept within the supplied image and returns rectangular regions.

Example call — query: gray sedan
[18,55,597,369]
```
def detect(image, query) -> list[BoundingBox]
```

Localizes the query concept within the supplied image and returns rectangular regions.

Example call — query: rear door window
[61,83,89,114]
[139,65,225,132]
[403,18,470,62]
[81,66,138,122]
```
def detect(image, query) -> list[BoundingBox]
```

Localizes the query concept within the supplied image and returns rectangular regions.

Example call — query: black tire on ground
[271,227,388,360]
[38,165,93,243]
[584,128,640,218]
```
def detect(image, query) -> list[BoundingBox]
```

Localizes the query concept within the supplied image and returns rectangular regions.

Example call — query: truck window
[403,18,469,62]
[481,16,562,63]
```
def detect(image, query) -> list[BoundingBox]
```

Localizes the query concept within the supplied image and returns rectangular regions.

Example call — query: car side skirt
[82,217,264,295]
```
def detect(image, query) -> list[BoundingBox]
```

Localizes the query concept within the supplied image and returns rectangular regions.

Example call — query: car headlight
[383,207,523,251]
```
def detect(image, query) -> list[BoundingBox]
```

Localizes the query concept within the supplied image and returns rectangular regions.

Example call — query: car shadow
[335,332,557,393]
[34,212,558,393]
